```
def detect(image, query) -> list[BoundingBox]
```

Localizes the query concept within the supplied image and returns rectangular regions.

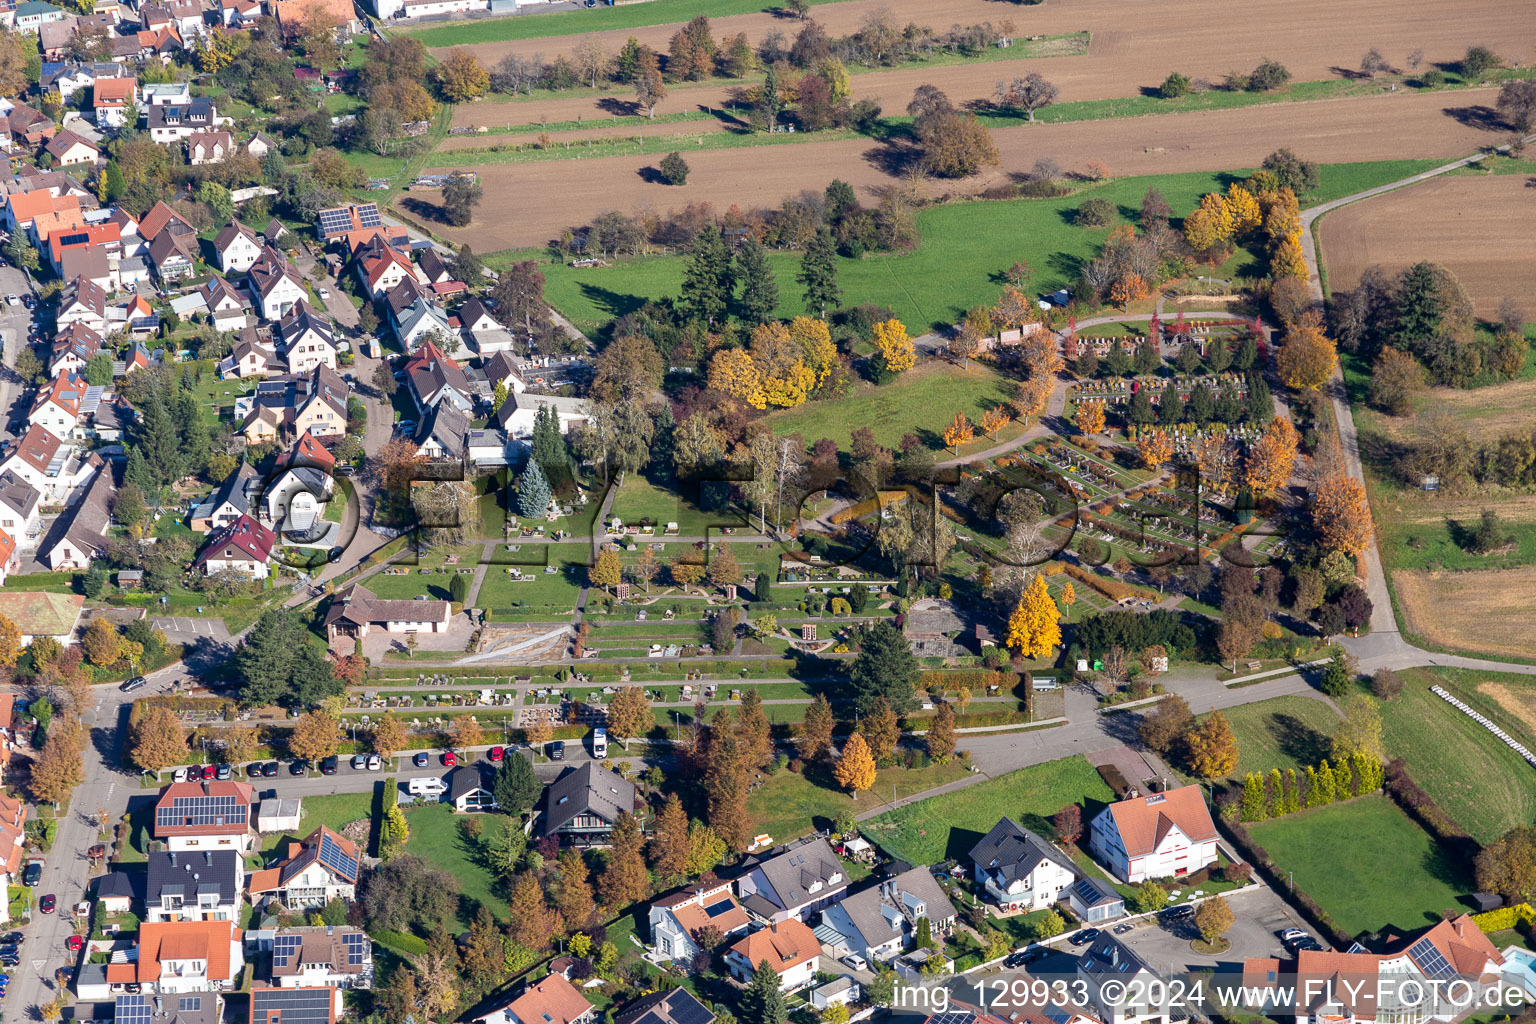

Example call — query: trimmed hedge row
[1471,902,1534,933]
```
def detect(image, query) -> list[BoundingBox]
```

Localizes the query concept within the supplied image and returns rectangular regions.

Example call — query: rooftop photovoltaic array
[354,204,382,228]
[1407,937,1455,980]
[316,207,355,236]
[156,792,247,829]
[317,834,359,880]
[252,989,334,1024]
[273,934,302,967]
[342,932,367,965]
[703,898,736,919]
[117,994,152,1024]
[179,997,204,1012]
[664,994,713,1024]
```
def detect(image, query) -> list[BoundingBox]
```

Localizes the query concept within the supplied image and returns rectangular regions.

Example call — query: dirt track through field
[1319,175,1536,316]
[1394,567,1536,660]
[420,88,1505,250]
[442,0,1535,127]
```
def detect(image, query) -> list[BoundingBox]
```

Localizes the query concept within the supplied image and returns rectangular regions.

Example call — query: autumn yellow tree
[590,548,623,593]
[706,348,763,408]
[991,286,1037,331]
[0,614,19,668]
[1224,184,1262,235]
[787,316,838,386]
[871,319,916,376]
[1270,230,1308,280]
[750,321,816,408]
[288,711,341,763]
[1013,376,1052,422]
[1277,315,1339,391]
[1074,399,1106,436]
[82,617,124,667]
[1186,711,1239,779]
[1183,192,1234,252]
[980,406,1010,439]
[1137,428,1173,469]
[1109,273,1150,310]
[943,411,975,453]
[1060,582,1076,621]
[1243,417,1300,495]
[433,49,490,102]
[1312,471,1373,556]
[1007,574,1061,659]
[833,732,876,796]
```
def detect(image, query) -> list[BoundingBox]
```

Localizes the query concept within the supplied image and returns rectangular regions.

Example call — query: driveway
[1111,885,1311,971]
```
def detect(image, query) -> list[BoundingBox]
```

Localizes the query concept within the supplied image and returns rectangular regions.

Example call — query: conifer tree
[798,226,840,317]
[680,223,734,325]
[517,460,552,518]
[736,235,778,324]
[833,732,876,796]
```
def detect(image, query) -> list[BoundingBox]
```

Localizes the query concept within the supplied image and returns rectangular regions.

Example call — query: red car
[441,751,456,767]
[66,936,83,952]
[40,894,55,914]
[488,746,504,763]
[201,765,217,780]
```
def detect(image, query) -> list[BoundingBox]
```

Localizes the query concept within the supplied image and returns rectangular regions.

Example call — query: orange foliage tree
[1312,471,1373,556]
[1137,428,1173,469]
[1110,273,1150,310]
[943,411,975,453]
[1244,417,1300,495]
[1277,314,1339,391]
[980,406,1010,439]
[1074,399,1106,436]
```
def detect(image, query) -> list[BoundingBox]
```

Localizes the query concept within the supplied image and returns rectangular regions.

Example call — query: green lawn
[397,803,506,929]
[260,792,377,853]
[1378,669,1536,844]
[399,0,855,46]
[1216,696,1341,781]
[1248,794,1473,937]
[745,761,971,847]
[523,160,1441,340]
[865,756,1113,866]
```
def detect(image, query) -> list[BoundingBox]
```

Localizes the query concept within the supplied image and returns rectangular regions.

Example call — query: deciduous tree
[1312,471,1372,556]
[433,49,489,101]
[599,811,651,908]
[1243,417,1300,496]
[82,617,123,667]
[799,692,835,761]
[1074,399,1106,436]
[943,411,975,453]
[1194,894,1234,943]
[833,732,876,795]
[1137,429,1173,469]
[650,794,690,880]
[1277,316,1339,391]
[926,701,956,760]
[1007,574,1061,659]
[1185,711,1239,778]
[862,696,900,762]
[1475,826,1536,904]
[289,711,341,762]
[129,705,189,772]
[507,871,558,949]
[870,319,915,376]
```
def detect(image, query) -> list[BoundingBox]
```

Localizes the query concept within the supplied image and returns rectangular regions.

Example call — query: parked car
[215,764,232,780]
[1295,937,1325,952]
[172,767,188,783]
[413,752,430,767]
[441,751,456,767]
[3,933,22,945]
[289,760,308,776]
[200,765,217,780]
[66,936,82,952]
[39,895,55,914]
[841,953,868,971]
[1277,928,1306,944]
[367,754,382,771]
[351,754,367,770]
[23,863,40,887]
[488,746,504,762]
[261,762,279,777]
[549,741,564,760]
[320,756,339,775]
[245,763,263,778]
[119,676,147,693]
[1069,929,1101,946]
[1113,923,1133,935]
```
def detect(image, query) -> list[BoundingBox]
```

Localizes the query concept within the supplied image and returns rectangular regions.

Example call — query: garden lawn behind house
[1216,696,1342,781]
[746,761,972,848]
[398,803,509,929]
[1246,794,1473,937]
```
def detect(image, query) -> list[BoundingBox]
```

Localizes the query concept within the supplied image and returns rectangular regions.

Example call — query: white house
[0,423,99,504]
[247,828,361,910]
[247,246,308,320]
[447,765,497,813]
[968,817,1078,914]
[38,464,112,570]
[199,276,249,331]
[1077,935,1172,1024]
[268,926,374,989]
[495,392,591,440]
[145,850,244,923]
[724,920,820,991]
[818,866,957,964]
[648,881,751,965]
[152,780,256,853]
[321,582,452,643]
[734,836,846,923]
[1088,786,1218,884]
[29,370,88,440]
[259,466,334,526]
[0,472,43,552]
[212,219,262,273]
[276,302,338,374]
[191,514,275,579]
[134,920,245,994]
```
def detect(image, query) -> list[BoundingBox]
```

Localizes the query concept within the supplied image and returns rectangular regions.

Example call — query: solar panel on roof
[155,793,247,829]
[179,997,203,1012]
[702,897,736,919]
[316,208,353,235]
[317,833,359,880]
[117,994,152,1024]
[273,934,302,967]
[342,932,367,965]
[355,204,381,228]
[252,988,334,1024]
[666,993,713,1024]
[1407,937,1455,980]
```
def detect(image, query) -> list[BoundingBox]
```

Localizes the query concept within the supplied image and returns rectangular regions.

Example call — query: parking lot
[1111,884,1312,970]
[151,617,234,642]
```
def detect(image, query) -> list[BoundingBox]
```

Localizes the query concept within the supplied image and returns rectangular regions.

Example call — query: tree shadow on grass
[1266,712,1331,765]
[576,281,649,324]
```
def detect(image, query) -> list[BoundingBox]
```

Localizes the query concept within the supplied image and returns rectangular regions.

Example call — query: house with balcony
[153,780,256,853]
[733,836,846,924]
[1087,786,1217,884]
[477,971,595,1024]
[968,817,1078,914]
[725,920,820,991]
[249,987,341,1024]
[146,850,244,923]
[246,827,361,910]
[818,866,956,964]
[535,762,633,845]
[648,880,751,966]
[191,514,275,580]
[136,920,246,994]
[267,926,373,989]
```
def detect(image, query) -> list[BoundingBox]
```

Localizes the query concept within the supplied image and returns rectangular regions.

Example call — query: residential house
[139,200,195,243]
[135,920,246,994]
[496,392,591,440]
[114,994,221,1024]
[0,591,84,644]
[219,327,278,379]
[267,926,373,989]
[0,472,43,553]
[58,246,118,292]
[192,513,276,579]
[1077,935,1171,1024]
[535,761,635,845]
[467,429,511,470]
[237,366,348,443]
[41,61,127,103]
[142,80,192,105]
[724,920,820,991]
[44,128,97,166]
[968,817,1078,914]
[314,202,380,239]
[247,246,308,320]
[186,130,234,165]
[481,349,527,395]
[648,881,750,965]
[734,836,847,923]
[47,221,120,274]
[200,275,248,331]
[12,1,66,32]
[414,401,468,461]
[0,793,26,924]
[246,827,361,909]
[38,461,111,570]
[356,243,422,299]
[146,849,244,923]
[477,972,595,1024]
[393,295,453,352]
[0,526,14,587]
[57,275,109,331]
[259,465,333,526]
[213,219,262,273]
[191,462,257,532]
[819,866,957,964]
[0,423,98,504]
[415,247,451,284]
[95,871,140,914]
[153,780,256,852]
[249,987,341,1024]
[149,230,198,283]
[275,431,336,475]
[245,131,276,158]
[1087,785,1218,884]
[217,0,261,27]
[163,0,209,40]
[321,581,452,643]
[29,370,88,439]
[276,302,338,374]
[446,764,497,813]
[614,989,714,1024]
[148,99,219,144]
[1,188,76,237]
[91,76,136,127]
[404,340,473,414]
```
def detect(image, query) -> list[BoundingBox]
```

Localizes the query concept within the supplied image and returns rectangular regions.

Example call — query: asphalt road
[0,265,39,441]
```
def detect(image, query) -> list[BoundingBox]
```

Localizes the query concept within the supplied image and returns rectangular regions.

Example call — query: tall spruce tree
[517,460,552,518]
[735,236,778,324]
[849,621,919,715]
[133,395,183,491]
[1245,372,1272,422]
[679,223,734,325]
[1158,380,1183,425]
[740,960,789,1024]
[530,405,565,480]
[798,226,840,317]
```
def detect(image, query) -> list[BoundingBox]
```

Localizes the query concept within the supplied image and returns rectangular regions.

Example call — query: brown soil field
[1394,566,1536,660]
[1477,681,1536,737]
[441,0,1535,122]
[417,88,1503,251]
[1320,175,1536,315]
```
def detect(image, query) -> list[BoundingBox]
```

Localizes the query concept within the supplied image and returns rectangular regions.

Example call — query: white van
[592,727,608,759]
[407,777,448,797]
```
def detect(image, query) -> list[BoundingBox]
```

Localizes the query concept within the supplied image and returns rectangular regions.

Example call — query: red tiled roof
[93,77,136,106]
[138,920,242,984]
[48,222,120,265]
[152,779,255,837]
[500,972,593,1024]
[1103,785,1216,858]
[193,513,276,569]
[729,920,820,974]
[7,423,65,475]
[34,371,87,418]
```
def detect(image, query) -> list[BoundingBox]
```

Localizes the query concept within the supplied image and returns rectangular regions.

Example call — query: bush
[1076,197,1115,227]
[1370,668,1404,700]
[1419,69,1446,88]
[658,151,690,186]
[1247,58,1292,91]
[1461,45,1500,79]
[1158,72,1192,99]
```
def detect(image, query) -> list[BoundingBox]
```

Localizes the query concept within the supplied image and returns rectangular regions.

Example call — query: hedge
[1382,757,1482,866]
[1471,902,1534,933]
[828,491,908,525]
